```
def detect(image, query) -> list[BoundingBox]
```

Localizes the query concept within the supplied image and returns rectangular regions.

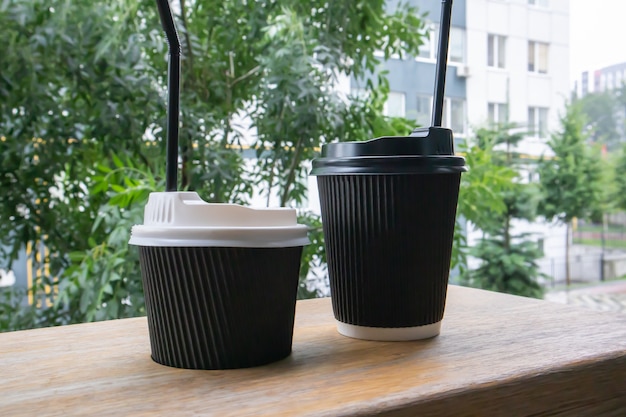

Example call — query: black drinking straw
[155,0,181,192]
[431,0,454,127]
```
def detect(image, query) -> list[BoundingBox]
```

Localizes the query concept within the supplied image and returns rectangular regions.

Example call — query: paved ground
[544,280,626,314]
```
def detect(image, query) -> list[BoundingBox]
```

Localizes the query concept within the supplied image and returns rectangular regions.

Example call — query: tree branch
[179,0,195,75]
[230,65,261,86]
[280,134,304,207]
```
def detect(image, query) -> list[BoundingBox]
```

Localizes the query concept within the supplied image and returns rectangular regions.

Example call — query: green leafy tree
[0,0,427,330]
[0,0,166,329]
[614,143,626,212]
[453,139,516,272]
[537,102,603,286]
[464,236,544,298]
[578,91,619,150]
[459,124,545,298]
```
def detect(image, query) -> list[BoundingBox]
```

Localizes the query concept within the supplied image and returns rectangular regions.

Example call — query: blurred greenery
[578,82,626,152]
[463,236,545,298]
[457,124,545,298]
[0,0,428,331]
[452,134,515,273]
[578,91,619,150]
[572,239,626,249]
[537,101,604,285]
[615,143,626,213]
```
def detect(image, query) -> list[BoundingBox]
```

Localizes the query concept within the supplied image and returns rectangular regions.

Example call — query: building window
[528,0,549,7]
[418,24,466,64]
[415,95,431,126]
[487,34,506,68]
[600,74,606,91]
[384,91,406,118]
[488,103,508,125]
[528,41,549,74]
[443,98,466,134]
[418,23,434,60]
[617,71,623,88]
[448,27,466,64]
[528,107,549,137]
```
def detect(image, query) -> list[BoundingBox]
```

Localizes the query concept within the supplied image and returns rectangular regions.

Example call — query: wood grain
[1,285,625,416]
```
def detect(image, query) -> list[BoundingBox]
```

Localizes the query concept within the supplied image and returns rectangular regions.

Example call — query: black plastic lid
[311,127,467,175]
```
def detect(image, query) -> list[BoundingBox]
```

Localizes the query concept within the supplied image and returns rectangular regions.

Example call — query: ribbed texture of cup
[317,173,461,328]
[138,246,302,369]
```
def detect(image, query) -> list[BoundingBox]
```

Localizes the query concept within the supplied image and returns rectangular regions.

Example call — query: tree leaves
[578,90,620,151]
[457,125,545,298]
[1,0,428,330]
[462,236,545,299]
[614,143,626,212]
[537,102,603,224]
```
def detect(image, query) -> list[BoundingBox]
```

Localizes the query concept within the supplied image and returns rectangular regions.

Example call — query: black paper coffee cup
[311,127,466,341]
[129,192,309,369]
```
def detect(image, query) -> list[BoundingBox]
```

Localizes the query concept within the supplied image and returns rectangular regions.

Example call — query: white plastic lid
[129,192,309,248]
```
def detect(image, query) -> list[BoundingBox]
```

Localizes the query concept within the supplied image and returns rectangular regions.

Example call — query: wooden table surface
[2,285,626,416]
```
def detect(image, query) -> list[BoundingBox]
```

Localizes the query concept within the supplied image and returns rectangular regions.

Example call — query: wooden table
[2,286,626,416]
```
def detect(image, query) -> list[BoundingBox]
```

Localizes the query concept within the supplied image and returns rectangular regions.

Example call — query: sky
[569,0,626,86]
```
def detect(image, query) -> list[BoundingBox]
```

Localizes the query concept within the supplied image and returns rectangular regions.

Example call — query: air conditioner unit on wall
[456,66,470,77]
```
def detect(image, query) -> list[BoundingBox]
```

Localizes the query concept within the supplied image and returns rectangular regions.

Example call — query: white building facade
[465,0,570,157]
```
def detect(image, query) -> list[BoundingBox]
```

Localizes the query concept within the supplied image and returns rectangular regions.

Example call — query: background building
[369,0,569,156]
[591,62,626,94]
[465,0,569,157]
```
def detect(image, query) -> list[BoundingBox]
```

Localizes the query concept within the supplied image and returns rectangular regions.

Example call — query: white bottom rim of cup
[336,320,441,341]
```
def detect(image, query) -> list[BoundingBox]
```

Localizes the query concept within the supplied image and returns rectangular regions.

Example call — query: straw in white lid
[129,192,309,248]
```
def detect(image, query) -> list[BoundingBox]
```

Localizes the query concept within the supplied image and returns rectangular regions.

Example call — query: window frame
[417,24,466,65]
[442,97,467,135]
[528,41,549,74]
[487,34,506,69]
[528,106,549,138]
[415,94,432,127]
[383,91,407,118]
[488,102,508,125]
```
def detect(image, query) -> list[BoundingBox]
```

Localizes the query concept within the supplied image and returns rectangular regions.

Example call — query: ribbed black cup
[137,246,302,369]
[317,173,460,328]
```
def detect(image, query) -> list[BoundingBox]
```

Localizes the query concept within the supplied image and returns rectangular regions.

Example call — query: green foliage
[0,0,163,267]
[461,236,544,299]
[54,156,157,323]
[0,0,427,331]
[473,123,525,161]
[452,139,516,271]
[458,124,545,298]
[0,0,165,329]
[537,101,604,286]
[614,143,626,212]
[537,102,603,224]
[0,288,35,331]
[457,132,517,231]
[296,211,326,299]
[578,91,619,149]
